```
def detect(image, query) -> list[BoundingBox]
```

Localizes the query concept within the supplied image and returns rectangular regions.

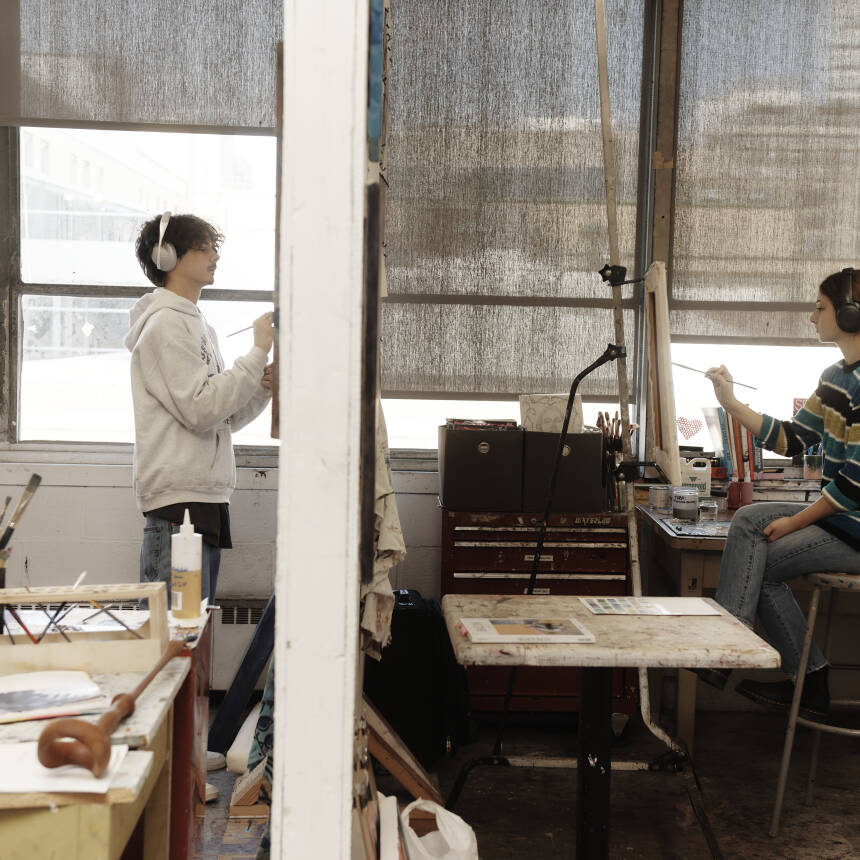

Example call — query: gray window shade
[0,0,282,131]
[672,0,859,341]
[381,0,644,398]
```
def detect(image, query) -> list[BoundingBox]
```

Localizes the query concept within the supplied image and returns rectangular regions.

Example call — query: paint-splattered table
[442,593,779,858]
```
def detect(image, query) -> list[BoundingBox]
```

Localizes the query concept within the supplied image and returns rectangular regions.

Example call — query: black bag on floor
[364,588,472,770]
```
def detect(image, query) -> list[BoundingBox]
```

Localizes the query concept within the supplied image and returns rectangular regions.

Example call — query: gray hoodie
[124,288,270,512]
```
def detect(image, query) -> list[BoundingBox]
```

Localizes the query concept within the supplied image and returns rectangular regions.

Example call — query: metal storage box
[522,431,604,513]
[438,426,523,511]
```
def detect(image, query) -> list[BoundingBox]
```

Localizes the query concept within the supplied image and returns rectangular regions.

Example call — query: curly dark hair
[135,213,225,287]
[819,268,859,312]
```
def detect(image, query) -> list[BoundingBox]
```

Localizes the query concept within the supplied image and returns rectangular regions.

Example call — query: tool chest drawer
[442,510,630,595]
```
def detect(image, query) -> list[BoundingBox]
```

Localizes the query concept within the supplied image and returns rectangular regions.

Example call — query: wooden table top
[442,593,780,672]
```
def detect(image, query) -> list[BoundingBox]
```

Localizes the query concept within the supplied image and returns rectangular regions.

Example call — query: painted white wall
[0,462,440,603]
[0,462,277,597]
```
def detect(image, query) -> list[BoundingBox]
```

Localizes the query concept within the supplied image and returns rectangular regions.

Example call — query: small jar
[672,486,699,521]
[649,485,673,515]
[698,498,718,522]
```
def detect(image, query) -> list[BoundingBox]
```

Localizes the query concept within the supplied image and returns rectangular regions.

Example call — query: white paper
[0,741,128,794]
[580,597,721,616]
[459,617,595,643]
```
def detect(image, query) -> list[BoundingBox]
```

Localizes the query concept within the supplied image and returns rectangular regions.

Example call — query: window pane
[20,295,278,446]
[199,299,278,447]
[670,343,841,453]
[382,399,631,450]
[20,127,276,289]
[20,295,136,442]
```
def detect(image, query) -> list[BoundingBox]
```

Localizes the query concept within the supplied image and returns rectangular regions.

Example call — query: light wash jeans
[716,502,860,679]
[139,514,221,607]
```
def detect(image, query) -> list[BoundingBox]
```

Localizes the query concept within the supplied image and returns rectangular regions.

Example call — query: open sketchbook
[459,617,595,644]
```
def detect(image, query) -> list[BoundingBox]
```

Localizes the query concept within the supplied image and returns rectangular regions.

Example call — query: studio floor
[194,708,860,859]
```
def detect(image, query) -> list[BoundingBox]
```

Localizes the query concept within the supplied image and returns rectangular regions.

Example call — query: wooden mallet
[37,637,189,777]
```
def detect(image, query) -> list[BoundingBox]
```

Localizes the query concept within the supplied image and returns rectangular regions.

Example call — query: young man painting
[126,212,274,605]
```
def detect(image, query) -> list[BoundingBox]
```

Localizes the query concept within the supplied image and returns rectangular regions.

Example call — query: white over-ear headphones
[150,212,178,272]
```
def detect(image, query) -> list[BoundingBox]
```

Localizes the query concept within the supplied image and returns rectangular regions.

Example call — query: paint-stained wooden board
[644,261,681,484]
[362,696,444,806]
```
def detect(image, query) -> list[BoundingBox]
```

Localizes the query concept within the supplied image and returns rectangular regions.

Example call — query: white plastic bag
[399,798,479,860]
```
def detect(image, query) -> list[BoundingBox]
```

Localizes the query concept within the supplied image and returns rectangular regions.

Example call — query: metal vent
[13,600,141,612]
[217,600,268,625]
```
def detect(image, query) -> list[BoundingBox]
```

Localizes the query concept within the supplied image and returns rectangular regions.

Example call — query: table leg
[676,669,696,755]
[676,553,704,755]
[577,667,611,859]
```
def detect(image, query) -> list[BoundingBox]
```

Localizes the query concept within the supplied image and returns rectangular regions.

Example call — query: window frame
[0,126,278,464]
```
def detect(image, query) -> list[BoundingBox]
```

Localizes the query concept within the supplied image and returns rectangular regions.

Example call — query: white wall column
[273,1,369,856]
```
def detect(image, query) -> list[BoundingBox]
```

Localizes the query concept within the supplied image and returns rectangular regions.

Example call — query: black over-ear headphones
[836,267,860,334]
[150,212,178,272]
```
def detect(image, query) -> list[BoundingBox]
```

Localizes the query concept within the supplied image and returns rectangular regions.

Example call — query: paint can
[672,486,699,521]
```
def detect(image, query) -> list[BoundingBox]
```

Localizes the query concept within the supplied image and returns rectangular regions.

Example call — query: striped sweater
[756,357,860,549]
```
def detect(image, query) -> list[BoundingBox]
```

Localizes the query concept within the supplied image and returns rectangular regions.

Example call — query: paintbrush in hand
[0,473,42,550]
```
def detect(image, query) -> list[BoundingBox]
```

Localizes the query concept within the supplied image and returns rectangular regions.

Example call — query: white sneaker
[207,750,226,772]
[205,782,219,803]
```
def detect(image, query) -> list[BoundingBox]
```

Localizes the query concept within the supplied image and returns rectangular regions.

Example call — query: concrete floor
[196,707,860,858]
[395,709,860,859]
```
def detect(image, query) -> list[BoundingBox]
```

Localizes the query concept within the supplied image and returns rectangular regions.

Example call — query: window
[670,342,841,453]
[16,127,277,446]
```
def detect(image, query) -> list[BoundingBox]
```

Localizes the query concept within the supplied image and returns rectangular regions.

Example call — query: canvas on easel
[644,261,681,484]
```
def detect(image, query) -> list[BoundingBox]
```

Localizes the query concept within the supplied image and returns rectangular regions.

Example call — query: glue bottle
[170,509,202,618]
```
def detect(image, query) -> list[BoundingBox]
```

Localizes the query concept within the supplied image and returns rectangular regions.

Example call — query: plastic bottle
[170,509,202,618]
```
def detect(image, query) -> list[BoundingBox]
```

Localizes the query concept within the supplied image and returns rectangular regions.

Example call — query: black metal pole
[577,667,612,858]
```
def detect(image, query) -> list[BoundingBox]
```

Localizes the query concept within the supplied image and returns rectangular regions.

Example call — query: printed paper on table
[459,617,595,643]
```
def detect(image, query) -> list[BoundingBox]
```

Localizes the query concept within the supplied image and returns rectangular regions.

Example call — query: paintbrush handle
[0,474,42,550]
[671,362,758,391]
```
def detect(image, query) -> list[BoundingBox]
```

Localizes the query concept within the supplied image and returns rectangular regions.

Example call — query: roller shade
[381,0,645,398]
[0,0,282,131]
[672,0,860,340]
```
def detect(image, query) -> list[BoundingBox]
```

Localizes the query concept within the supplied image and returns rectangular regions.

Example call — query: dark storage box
[522,431,604,513]
[438,426,523,511]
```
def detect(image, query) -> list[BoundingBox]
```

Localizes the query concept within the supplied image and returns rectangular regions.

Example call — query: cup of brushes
[0,474,42,634]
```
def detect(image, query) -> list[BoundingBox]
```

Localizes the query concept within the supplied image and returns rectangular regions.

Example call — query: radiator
[210,599,271,691]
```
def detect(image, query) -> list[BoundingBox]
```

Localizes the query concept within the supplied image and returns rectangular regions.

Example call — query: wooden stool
[770,572,860,837]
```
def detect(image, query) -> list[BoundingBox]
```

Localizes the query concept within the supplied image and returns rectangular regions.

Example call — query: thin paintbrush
[0,474,42,550]
[0,495,11,525]
[226,324,253,338]
[671,362,758,391]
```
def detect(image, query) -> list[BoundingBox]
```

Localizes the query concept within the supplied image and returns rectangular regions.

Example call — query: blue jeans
[139,514,221,607]
[716,502,860,679]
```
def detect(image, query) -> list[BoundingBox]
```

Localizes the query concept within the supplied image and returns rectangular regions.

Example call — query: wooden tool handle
[37,638,187,777]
